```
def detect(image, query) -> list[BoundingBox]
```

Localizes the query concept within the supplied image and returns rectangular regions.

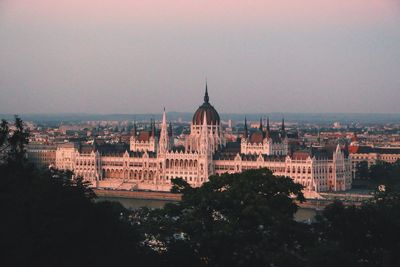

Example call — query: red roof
[348,145,359,153]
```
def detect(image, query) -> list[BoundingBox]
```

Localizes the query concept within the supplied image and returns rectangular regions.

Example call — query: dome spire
[204,81,209,103]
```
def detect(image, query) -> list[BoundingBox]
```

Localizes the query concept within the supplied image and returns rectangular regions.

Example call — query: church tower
[158,108,169,154]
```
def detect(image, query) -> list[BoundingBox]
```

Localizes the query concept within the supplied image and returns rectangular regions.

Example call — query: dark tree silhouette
[311,188,400,267]
[0,118,155,267]
[135,169,313,267]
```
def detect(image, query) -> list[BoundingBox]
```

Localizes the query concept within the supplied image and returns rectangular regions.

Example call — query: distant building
[349,135,400,178]
[26,144,57,169]
[53,85,352,193]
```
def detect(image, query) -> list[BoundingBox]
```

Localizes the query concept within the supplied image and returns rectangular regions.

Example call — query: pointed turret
[92,137,97,152]
[132,121,137,137]
[151,119,155,137]
[259,117,263,131]
[244,117,248,138]
[204,82,209,103]
[281,117,286,138]
[336,143,341,154]
[266,116,270,137]
[159,108,169,154]
[344,141,349,156]
[162,107,166,125]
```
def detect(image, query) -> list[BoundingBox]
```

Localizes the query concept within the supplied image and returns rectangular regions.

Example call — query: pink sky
[1,0,400,113]
[3,0,398,26]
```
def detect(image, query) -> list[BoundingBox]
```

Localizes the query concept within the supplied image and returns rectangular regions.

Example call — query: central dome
[192,84,220,125]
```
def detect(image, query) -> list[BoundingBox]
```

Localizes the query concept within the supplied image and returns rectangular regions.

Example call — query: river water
[98,196,317,222]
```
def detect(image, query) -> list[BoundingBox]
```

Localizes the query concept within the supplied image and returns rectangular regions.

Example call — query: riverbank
[94,188,372,211]
[93,189,182,201]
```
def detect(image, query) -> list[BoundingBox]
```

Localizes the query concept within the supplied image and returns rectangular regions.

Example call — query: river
[98,196,317,222]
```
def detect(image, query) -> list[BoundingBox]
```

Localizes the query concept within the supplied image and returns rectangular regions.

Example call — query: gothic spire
[151,119,155,137]
[159,108,168,153]
[133,121,137,137]
[259,117,263,131]
[92,137,97,152]
[204,82,209,103]
[244,117,248,138]
[162,107,166,126]
[281,117,286,138]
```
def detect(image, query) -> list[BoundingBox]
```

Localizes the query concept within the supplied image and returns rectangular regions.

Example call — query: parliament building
[55,85,352,193]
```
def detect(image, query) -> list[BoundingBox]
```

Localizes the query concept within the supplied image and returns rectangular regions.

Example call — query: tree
[0,116,29,163]
[355,161,369,180]
[312,188,400,267]
[0,118,155,267]
[366,160,400,191]
[0,119,9,146]
[135,169,313,267]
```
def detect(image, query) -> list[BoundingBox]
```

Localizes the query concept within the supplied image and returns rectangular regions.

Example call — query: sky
[1,0,400,114]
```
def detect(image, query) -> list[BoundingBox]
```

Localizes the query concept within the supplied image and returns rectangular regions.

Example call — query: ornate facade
[54,85,352,193]
[349,136,400,179]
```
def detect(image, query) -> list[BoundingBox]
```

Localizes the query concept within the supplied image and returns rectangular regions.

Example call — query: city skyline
[1,0,400,114]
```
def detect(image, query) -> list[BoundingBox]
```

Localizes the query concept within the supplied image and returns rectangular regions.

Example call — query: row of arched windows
[287,166,312,174]
[165,159,198,169]
[76,159,96,166]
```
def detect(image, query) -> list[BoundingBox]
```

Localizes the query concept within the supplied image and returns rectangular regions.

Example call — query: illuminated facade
[54,85,352,193]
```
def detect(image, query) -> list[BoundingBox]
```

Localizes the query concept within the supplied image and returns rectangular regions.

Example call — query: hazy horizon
[1,0,400,114]
[2,112,400,125]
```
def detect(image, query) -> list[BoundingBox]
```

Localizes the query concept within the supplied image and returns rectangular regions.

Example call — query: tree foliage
[135,169,312,267]
[355,161,369,180]
[369,160,400,190]
[0,116,30,163]
[0,118,154,267]
[312,188,400,267]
